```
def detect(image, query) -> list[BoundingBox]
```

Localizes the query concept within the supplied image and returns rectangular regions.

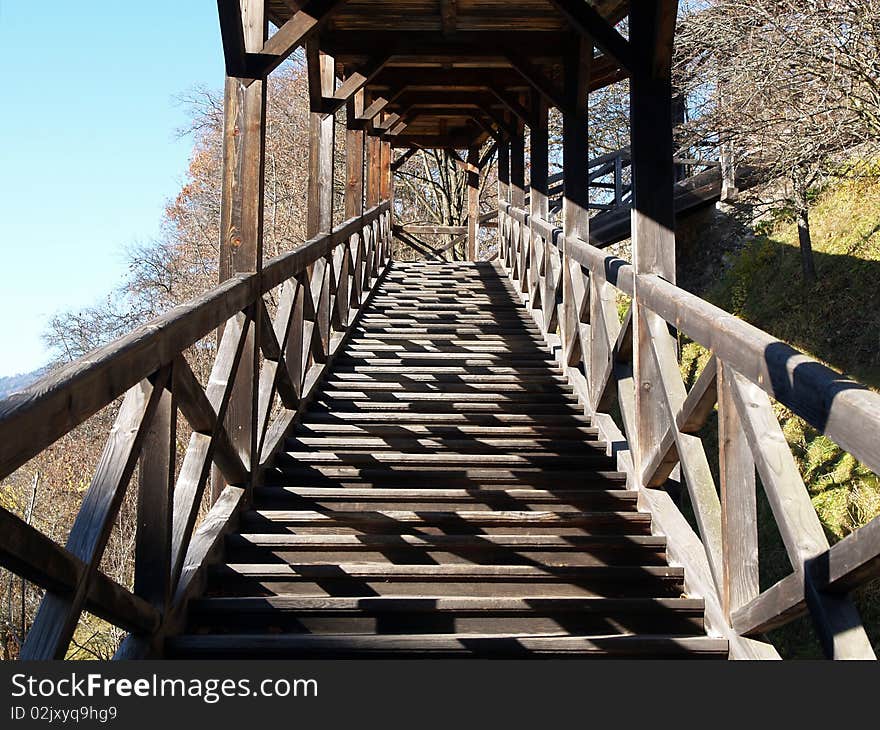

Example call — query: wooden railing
[0,202,392,659]
[499,199,880,659]
[543,146,721,216]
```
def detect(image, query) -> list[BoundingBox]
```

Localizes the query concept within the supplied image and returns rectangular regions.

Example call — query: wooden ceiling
[265,1,630,148]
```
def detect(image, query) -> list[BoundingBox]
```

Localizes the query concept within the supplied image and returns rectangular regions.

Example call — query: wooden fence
[0,202,391,659]
[499,199,880,659]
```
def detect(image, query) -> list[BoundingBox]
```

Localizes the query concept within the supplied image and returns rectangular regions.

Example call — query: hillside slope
[679,173,880,656]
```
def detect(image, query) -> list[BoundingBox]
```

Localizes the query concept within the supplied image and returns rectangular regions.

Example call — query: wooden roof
[267,1,630,148]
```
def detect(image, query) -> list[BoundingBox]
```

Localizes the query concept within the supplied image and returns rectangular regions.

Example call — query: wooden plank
[718,360,759,619]
[21,373,168,659]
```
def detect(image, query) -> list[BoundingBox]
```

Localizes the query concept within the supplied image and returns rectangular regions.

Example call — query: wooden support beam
[255,0,350,79]
[630,1,678,480]
[466,146,480,261]
[345,96,365,219]
[562,35,591,364]
[323,55,391,115]
[217,0,266,498]
[440,0,458,35]
[216,0,250,78]
[547,0,634,74]
[391,147,418,172]
[365,135,381,207]
[505,51,572,117]
[307,41,335,236]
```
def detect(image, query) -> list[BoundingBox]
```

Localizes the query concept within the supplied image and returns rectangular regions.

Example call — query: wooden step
[321,379,573,394]
[205,563,686,598]
[186,596,705,636]
[277,450,611,468]
[239,509,651,535]
[311,400,583,414]
[315,390,578,404]
[167,633,726,659]
[252,487,636,510]
[284,436,602,453]
[225,532,666,566]
[293,422,599,439]
[266,465,627,489]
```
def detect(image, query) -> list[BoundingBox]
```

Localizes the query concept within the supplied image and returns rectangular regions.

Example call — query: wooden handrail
[0,202,392,659]
[498,200,880,659]
[0,201,389,483]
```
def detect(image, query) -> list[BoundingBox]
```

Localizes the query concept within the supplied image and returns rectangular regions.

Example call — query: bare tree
[676,0,880,281]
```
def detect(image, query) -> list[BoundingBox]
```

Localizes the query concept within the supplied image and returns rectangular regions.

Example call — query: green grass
[680,171,880,657]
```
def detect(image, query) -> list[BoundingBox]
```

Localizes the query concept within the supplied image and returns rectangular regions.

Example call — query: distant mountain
[0,367,47,400]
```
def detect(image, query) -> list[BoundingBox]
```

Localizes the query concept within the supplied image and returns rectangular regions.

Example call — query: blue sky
[0,1,224,376]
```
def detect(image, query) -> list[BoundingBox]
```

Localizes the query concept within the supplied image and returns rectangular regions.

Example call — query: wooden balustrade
[0,202,392,659]
[499,199,880,660]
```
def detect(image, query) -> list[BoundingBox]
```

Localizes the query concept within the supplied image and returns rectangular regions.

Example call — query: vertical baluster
[717,360,759,620]
[135,370,177,618]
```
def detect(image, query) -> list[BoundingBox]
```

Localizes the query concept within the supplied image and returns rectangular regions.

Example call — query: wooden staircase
[167,262,728,659]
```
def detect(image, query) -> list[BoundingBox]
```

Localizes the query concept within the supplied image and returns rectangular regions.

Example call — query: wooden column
[365,134,381,207]
[307,43,336,237]
[466,146,480,261]
[497,138,510,261]
[217,0,267,496]
[630,0,678,477]
[345,92,365,219]
[529,101,549,320]
[510,123,526,207]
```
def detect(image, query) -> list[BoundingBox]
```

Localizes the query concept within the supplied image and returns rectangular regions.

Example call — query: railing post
[561,35,591,365]
[497,138,510,262]
[529,100,549,323]
[717,361,759,619]
[307,42,336,238]
[629,1,678,479]
[216,0,267,499]
[467,146,480,261]
[510,111,527,292]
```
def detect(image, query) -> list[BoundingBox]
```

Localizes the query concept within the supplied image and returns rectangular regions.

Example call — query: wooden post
[510,120,526,207]
[562,36,591,361]
[497,138,510,260]
[365,134,381,208]
[345,92,365,219]
[307,42,336,237]
[718,361,759,618]
[529,101,549,321]
[630,0,678,478]
[466,146,480,261]
[217,0,267,497]
[135,379,175,616]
